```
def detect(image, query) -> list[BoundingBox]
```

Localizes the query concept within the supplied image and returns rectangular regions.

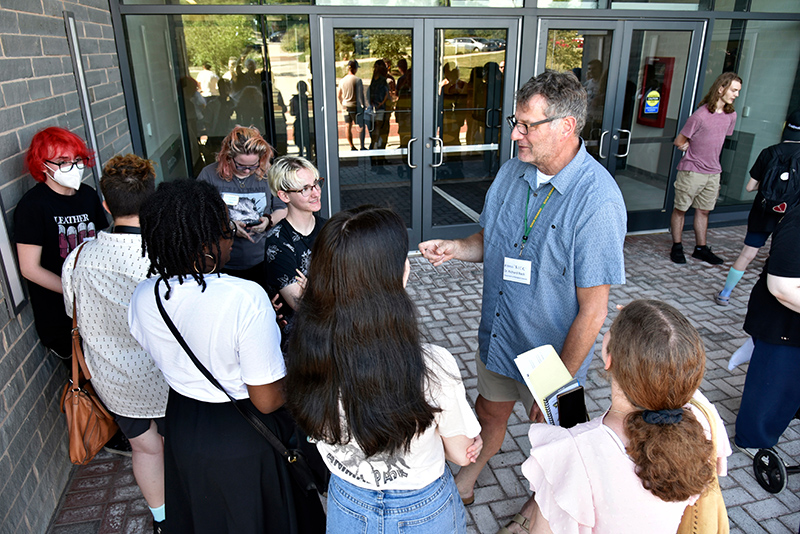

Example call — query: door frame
[536,18,706,232]
[316,16,521,246]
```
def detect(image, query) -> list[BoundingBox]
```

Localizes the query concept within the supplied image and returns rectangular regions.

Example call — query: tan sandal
[497,513,531,534]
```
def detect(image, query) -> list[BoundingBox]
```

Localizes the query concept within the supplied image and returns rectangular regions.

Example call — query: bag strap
[70,243,92,385]
[688,397,717,457]
[153,278,300,463]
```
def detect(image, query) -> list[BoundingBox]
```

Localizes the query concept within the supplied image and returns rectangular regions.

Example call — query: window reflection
[125,14,313,181]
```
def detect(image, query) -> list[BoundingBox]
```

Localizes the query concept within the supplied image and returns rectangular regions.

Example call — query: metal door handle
[407,137,417,169]
[598,130,609,159]
[430,136,444,168]
[616,129,631,158]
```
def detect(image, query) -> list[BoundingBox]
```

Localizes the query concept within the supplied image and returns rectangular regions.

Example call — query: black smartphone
[557,386,588,429]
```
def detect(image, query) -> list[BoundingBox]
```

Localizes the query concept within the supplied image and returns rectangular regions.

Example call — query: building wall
[0,1,131,532]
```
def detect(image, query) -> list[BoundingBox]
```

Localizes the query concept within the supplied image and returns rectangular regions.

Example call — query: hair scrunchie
[641,408,683,425]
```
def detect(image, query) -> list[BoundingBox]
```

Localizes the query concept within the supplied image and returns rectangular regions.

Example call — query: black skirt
[164,389,326,534]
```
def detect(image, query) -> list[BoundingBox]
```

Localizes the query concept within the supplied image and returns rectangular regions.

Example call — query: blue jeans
[326,469,467,534]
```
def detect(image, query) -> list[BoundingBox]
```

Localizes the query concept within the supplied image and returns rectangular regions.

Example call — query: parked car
[449,37,488,54]
[269,31,284,42]
[487,38,506,51]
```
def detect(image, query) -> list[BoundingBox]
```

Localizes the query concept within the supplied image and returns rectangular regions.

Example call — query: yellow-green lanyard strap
[520,184,555,257]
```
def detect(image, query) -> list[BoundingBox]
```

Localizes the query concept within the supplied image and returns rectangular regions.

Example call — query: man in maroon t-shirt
[670,72,742,265]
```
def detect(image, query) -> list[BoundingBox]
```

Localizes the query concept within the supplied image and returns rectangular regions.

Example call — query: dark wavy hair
[285,206,438,457]
[139,179,233,298]
[607,300,715,502]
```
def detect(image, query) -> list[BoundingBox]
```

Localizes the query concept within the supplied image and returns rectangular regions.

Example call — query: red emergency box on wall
[637,57,674,128]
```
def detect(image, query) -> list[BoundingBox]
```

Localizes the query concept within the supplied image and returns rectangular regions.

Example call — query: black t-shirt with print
[263,214,325,335]
[14,182,109,355]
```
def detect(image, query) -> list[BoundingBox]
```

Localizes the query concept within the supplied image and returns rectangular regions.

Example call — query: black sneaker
[154,519,166,534]
[692,246,723,265]
[670,244,686,264]
[103,430,132,457]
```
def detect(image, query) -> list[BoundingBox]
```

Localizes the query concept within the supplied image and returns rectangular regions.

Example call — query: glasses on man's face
[226,219,237,238]
[45,158,85,172]
[232,159,260,172]
[506,115,560,136]
[284,177,325,198]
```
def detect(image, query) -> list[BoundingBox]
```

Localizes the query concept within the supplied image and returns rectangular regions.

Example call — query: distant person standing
[716,110,800,305]
[670,72,742,265]
[338,60,365,151]
[196,62,219,99]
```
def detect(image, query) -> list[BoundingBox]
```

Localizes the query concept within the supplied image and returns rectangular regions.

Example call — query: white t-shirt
[316,344,481,491]
[62,231,168,418]
[129,274,285,403]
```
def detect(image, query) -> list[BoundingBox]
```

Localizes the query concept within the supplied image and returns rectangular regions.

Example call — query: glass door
[320,18,519,246]
[538,20,704,231]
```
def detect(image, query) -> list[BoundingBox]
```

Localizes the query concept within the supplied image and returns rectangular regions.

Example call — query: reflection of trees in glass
[368,32,411,63]
[332,30,411,63]
[184,15,255,74]
[546,30,584,73]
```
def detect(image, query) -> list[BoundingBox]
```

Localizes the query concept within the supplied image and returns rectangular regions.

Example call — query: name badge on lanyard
[503,257,532,285]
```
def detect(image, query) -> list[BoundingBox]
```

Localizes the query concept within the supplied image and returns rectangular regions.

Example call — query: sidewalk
[47,225,799,534]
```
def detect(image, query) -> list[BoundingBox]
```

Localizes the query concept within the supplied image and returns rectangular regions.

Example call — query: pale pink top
[521,391,730,534]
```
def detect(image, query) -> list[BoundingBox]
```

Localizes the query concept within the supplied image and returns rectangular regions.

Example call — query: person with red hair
[15,127,109,361]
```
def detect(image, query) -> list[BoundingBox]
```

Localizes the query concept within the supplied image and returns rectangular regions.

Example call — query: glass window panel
[748,0,800,13]
[545,29,613,162]
[537,0,600,8]
[433,29,508,227]
[124,13,314,181]
[705,19,800,208]
[123,1,310,5]
[610,0,705,11]
[333,28,415,228]
[316,0,520,6]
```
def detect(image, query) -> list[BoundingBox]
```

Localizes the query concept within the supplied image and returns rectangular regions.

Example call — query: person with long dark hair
[517,300,731,534]
[286,206,482,534]
[128,179,325,534]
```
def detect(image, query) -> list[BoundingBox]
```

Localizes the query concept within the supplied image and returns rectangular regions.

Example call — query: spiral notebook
[514,345,582,426]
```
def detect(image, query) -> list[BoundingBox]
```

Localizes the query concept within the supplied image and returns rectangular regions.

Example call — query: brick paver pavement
[47,225,799,534]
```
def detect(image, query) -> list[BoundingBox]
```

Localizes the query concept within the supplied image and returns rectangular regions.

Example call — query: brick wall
[0,1,132,532]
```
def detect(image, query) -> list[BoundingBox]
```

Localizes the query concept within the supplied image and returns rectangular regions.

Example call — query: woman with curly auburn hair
[518,299,731,534]
[197,125,287,289]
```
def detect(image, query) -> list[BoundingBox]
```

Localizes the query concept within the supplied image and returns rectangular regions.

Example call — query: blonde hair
[267,155,320,196]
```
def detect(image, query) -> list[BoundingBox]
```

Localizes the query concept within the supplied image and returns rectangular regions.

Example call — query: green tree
[545,30,584,73]
[366,31,411,63]
[184,15,255,75]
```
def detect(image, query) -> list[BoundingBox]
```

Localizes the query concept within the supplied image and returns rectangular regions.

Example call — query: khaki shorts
[673,170,721,211]
[475,350,535,418]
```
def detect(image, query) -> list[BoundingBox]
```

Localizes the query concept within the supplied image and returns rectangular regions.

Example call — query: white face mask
[48,164,85,190]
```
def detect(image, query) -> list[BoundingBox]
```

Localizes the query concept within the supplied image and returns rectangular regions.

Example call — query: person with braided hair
[517,300,730,534]
[128,179,325,534]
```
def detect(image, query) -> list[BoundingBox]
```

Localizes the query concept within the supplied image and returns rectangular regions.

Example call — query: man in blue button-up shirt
[420,70,626,527]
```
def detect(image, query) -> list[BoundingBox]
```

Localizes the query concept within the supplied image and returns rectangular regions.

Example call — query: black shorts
[344,106,358,124]
[115,414,166,440]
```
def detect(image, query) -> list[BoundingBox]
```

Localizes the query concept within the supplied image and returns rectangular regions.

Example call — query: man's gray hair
[516,70,587,134]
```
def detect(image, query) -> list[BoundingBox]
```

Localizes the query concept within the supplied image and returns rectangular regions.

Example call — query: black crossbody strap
[153,278,299,463]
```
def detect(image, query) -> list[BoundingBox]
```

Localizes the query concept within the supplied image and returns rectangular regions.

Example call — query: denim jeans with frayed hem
[326,469,467,534]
